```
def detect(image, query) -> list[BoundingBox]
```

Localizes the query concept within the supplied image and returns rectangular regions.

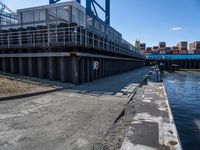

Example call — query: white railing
[0,26,145,58]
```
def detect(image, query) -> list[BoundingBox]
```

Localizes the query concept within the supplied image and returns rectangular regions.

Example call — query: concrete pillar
[79,57,85,83]
[189,61,192,69]
[107,59,110,76]
[85,58,90,82]
[19,57,28,76]
[10,58,18,74]
[99,59,102,78]
[38,57,45,78]
[60,57,68,82]
[0,58,2,71]
[2,58,10,73]
[49,57,59,81]
[194,61,197,69]
[105,59,108,77]
[10,58,15,74]
[71,56,79,84]
[93,58,97,80]
[28,58,34,76]
[102,59,105,77]
[90,58,94,81]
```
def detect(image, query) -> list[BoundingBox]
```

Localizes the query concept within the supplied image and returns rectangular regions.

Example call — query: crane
[49,0,110,25]
[0,1,17,20]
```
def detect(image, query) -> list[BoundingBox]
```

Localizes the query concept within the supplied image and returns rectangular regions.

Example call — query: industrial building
[0,0,145,84]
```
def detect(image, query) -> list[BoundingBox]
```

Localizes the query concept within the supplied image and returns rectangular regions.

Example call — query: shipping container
[189,41,200,51]
[177,41,188,50]
[159,42,166,49]
[172,46,179,54]
[180,49,188,54]
[159,49,166,54]
[194,50,200,54]
[165,47,172,54]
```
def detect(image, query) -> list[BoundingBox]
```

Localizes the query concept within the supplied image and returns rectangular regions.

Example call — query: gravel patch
[93,86,144,150]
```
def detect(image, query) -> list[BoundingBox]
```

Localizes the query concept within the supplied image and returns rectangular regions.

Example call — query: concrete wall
[0,53,144,84]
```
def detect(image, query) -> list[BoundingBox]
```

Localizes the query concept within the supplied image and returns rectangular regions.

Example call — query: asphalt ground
[0,67,151,150]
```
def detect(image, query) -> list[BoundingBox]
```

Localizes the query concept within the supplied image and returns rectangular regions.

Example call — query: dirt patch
[0,74,58,98]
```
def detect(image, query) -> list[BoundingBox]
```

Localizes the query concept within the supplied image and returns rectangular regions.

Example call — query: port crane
[0,0,17,28]
[0,1,17,19]
[49,0,110,25]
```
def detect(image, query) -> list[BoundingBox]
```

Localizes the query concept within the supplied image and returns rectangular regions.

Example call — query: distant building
[140,43,146,52]
[158,42,166,54]
[135,40,140,50]
[189,41,200,54]
[177,41,188,54]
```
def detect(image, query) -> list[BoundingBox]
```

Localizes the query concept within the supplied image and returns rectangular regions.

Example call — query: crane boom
[49,0,110,25]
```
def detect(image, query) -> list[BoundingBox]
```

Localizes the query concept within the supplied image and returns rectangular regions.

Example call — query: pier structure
[146,54,200,70]
[0,1,145,84]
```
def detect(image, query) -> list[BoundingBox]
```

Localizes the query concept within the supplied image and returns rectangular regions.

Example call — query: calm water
[163,71,200,150]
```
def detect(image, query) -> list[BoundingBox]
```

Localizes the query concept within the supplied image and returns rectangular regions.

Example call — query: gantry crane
[49,0,110,25]
[0,1,17,20]
[0,0,17,28]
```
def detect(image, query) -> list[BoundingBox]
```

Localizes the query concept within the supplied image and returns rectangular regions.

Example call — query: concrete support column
[104,59,106,76]
[105,59,108,77]
[10,58,15,74]
[99,59,102,78]
[189,61,192,69]
[60,57,68,82]
[2,58,10,72]
[102,59,105,77]
[85,58,90,82]
[90,58,94,81]
[194,61,197,69]
[19,57,28,76]
[184,61,187,69]
[107,59,110,76]
[38,57,45,79]
[28,58,34,77]
[49,57,58,81]
[19,58,23,75]
[0,58,2,71]
[79,57,85,83]
[71,56,79,84]
[93,58,97,80]
[108,59,110,76]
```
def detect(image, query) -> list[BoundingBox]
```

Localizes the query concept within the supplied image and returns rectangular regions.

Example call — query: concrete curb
[0,88,63,101]
[113,69,152,124]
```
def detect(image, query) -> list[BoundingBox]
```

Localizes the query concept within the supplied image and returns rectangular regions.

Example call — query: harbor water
[163,71,200,150]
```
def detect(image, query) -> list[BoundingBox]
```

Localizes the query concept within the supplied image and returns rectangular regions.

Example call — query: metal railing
[0,26,145,59]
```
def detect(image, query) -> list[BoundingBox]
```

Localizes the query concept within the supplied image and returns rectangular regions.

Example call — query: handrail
[0,26,145,58]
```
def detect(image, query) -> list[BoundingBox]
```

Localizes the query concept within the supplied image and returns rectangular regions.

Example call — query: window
[22,11,33,23]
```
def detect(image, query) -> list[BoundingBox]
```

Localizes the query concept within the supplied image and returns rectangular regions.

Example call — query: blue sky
[2,0,200,47]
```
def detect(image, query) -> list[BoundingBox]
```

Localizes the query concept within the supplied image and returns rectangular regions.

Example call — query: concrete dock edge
[120,71,182,150]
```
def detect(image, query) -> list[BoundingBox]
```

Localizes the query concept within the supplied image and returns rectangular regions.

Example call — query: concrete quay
[0,67,151,150]
[121,73,182,150]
